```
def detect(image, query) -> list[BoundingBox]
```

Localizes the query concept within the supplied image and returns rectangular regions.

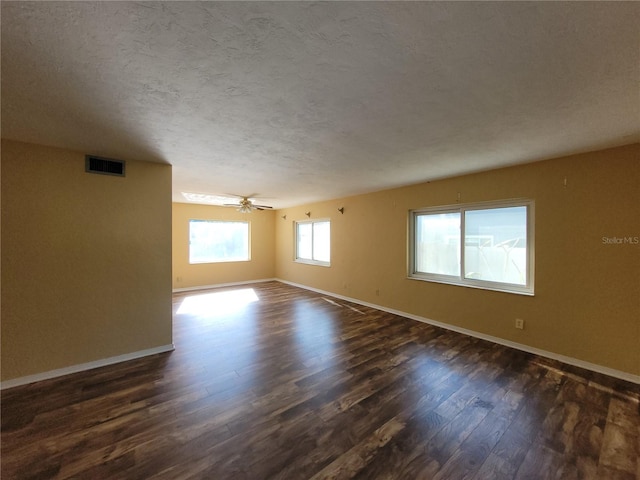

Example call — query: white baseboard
[277,279,640,385]
[0,344,175,390]
[172,278,276,293]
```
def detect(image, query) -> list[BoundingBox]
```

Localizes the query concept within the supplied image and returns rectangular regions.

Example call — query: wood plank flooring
[2,281,639,479]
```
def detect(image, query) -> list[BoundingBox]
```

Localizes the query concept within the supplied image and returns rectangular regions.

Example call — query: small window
[295,219,330,266]
[409,200,534,295]
[189,220,249,264]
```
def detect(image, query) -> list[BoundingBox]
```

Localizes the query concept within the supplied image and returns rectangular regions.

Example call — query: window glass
[415,212,460,276]
[464,206,527,285]
[189,220,249,264]
[297,223,312,260]
[312,221,331,263]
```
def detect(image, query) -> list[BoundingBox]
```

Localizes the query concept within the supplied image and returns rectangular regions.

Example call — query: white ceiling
[2,2,638,209]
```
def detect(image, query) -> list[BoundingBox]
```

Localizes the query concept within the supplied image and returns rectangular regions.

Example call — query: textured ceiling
[2,2,638,208]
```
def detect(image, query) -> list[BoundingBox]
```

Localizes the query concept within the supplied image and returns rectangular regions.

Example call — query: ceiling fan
[223,194,273,213]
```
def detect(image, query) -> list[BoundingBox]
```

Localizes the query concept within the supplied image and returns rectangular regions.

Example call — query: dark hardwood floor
[2,281,638,479]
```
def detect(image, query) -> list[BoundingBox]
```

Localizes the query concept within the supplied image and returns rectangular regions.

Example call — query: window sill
[295,259,331,267]
[407,274,534,296]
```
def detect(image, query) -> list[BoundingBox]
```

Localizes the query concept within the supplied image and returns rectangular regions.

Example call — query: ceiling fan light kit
[222,195,274,213]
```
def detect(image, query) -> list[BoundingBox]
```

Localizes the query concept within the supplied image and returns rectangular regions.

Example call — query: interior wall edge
[276,279,640,386]
[0,344,175,391]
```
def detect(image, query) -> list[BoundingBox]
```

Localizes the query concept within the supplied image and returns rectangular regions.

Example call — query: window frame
[408,199,535,295]
[294,218,331,267]
[188,219,250,264]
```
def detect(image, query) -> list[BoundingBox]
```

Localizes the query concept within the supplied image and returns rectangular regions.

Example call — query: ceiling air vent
[85,155,126,177]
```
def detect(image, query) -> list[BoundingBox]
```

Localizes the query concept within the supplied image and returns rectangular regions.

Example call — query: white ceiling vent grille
[85,155,125,177]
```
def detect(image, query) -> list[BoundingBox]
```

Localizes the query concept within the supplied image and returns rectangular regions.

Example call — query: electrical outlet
[515,318,524,330]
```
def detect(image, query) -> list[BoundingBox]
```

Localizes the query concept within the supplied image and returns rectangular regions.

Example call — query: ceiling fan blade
[253,204,273,209]
[223,203,241,207]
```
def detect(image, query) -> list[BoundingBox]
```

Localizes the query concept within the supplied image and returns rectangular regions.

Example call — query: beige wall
[172,203,275,289]
[1,140,173,382]
[275,144,640,376]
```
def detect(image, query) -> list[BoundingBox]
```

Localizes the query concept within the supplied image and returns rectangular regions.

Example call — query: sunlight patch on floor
[176,288,259,316]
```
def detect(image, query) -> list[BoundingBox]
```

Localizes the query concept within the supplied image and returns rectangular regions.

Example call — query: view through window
[189,219,250,264]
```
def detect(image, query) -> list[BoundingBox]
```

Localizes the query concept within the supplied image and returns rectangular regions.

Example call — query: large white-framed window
[295,219,330,266]
[409,199,534,295]
[189,219,250,264]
